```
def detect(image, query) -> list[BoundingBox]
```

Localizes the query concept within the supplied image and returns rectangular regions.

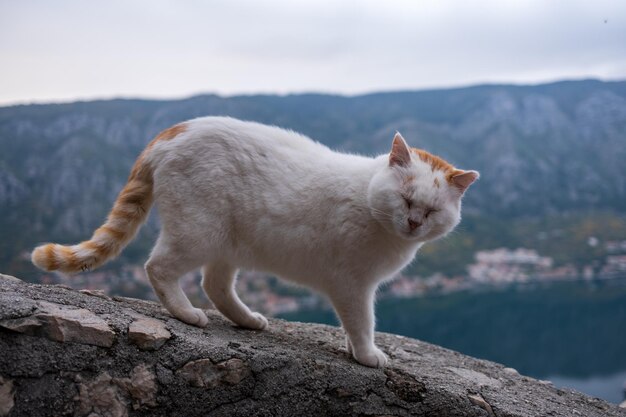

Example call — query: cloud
[0,0,625,105]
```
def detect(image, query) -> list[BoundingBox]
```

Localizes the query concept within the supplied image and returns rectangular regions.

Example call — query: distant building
[600,255,626,277]
[605,240,626,253]
[468,248,555,284]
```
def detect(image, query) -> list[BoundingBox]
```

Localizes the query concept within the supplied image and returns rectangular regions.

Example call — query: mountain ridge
[3,78,624,108]
[2,79,625,278]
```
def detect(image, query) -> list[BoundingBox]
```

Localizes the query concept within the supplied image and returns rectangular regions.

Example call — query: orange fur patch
[80,124,185,262]
[118,181,150,207]
[130,123,187,180]
[39,123,186,273]
[45,244,59,271]
[154,124,187,142]
[82,240,107,257]
[59,246,79,271]
[96,225,126,241]
[82,240,101,251]
[110,206,137,222]
[411,148,462,183]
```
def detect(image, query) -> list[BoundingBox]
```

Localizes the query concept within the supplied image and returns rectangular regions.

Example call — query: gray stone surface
[128,317,171,351]
[0,274,21,284]
[0,300,115,348]
[0,376,15,416]
[0,274,624,417]
[176,358,250,388]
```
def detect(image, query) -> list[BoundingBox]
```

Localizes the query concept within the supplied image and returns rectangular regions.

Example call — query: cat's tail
[31,158,154,274]
[31,124,186,274]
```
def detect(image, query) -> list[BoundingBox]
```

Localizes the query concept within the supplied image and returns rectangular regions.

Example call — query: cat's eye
[403,196,412,208]
[424,208,438,218]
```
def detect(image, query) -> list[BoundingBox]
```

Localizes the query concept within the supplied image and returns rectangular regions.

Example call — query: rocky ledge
[0,273,623,417]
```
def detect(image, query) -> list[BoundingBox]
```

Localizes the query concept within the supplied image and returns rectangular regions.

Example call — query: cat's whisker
[363,206,395,219]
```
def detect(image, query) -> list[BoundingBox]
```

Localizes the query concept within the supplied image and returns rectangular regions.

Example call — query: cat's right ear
[389,132,411,167]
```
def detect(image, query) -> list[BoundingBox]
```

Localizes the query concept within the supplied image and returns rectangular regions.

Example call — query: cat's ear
[389,132,411,167]
[450,170,479,194]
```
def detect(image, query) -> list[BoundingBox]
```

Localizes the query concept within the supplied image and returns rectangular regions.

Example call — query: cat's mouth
[401,228,423,240]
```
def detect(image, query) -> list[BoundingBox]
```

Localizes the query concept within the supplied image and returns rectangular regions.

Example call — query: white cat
[32,117,478,367]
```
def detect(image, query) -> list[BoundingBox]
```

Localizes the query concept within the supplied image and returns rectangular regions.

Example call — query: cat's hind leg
[201,262,268,330]
[145,240,208,327]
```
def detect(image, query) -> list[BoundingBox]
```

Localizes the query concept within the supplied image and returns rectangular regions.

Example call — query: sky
[1,0,625,105]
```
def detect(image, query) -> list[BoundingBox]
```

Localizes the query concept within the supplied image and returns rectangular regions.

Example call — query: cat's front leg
[329,286,388,368]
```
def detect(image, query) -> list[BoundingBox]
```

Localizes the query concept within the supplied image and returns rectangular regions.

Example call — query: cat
[31,116,478,367]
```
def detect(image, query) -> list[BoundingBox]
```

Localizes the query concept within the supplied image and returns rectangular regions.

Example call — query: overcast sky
[1,0,625,105]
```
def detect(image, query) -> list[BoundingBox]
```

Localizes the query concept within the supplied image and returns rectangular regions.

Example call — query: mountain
[1,79,626,278]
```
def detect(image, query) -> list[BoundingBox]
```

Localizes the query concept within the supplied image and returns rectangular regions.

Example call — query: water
[279,278,626,404]
[547,370,626,404]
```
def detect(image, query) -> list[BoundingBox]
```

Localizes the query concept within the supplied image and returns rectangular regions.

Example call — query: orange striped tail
[32,123,188,274]
[31,156,154,274]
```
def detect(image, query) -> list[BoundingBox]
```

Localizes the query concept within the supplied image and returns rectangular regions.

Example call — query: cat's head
[367,133,479,242]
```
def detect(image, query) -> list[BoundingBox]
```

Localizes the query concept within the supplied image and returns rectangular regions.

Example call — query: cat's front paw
[240,312,268,330]
[353,346,388,368]
[177,307,209,328]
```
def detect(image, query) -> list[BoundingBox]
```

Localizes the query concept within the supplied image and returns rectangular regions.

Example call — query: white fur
[142,117,476,367]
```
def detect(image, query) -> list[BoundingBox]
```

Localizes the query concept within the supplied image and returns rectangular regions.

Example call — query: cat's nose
[408,219,421,231]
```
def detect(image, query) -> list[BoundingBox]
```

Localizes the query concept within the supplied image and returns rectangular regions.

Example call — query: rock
[1,274,625,417]
[384,369,426,403]
[176,358,250,388]
[0,274,21,284]
[114,364,158,409]
[468,393,496,417]
[215,358,249,385]
[74,364,157,417]
[447,366,503,389]
[0,376,15,416]
[75,372,127,417]
[0,300,115,348]
[128,317,171,350]
[176,359,217,388]
[388,346,411,360]
[0,316,41,334]
[503,367,519,375]
[155,364,174,385]
[79,289,112,301]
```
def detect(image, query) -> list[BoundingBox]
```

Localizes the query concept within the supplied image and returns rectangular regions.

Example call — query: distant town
[36,237,626,317]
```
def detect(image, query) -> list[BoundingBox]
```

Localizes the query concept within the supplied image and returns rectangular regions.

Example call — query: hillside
[1,273,624,417]
[1,79,626,278]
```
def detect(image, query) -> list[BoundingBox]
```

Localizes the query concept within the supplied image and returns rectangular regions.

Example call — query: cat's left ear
[389,132,411,167]
[450,170,480,194]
